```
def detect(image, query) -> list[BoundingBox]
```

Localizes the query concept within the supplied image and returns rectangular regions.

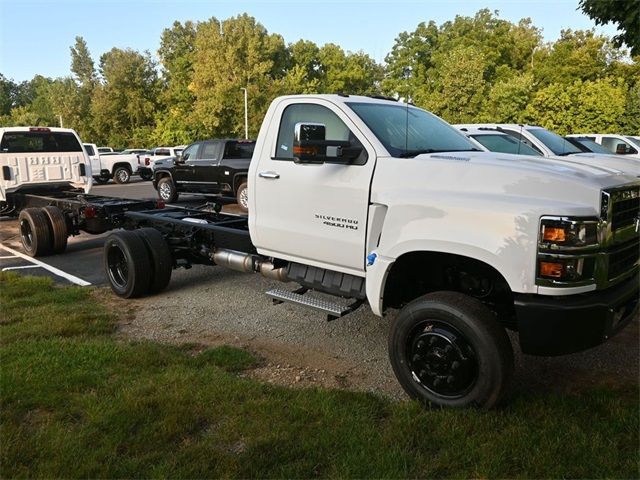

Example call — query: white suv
[567,134,640,159]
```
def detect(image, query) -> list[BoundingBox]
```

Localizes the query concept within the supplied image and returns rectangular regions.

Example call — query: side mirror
[293,122,363,164]
[615,143,627,154]
[175,153,185,163]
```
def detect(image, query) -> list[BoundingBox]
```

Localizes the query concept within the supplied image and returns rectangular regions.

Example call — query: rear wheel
[140,172,153,181]
[103,230,152,298]
[236,182,248,213]
[157,177,178,203]
[135,228,172,293]
[93,177,109,184]
[18,208,52,257]
[42,206,68,254]
[113,167,131,184]
[388,291,513,409]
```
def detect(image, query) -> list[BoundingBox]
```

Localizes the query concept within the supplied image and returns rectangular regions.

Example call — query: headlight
[539,216,599,251]
[537,216,601,287]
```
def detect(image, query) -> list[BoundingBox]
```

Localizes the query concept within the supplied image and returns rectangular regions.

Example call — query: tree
[91,48,159,146]
[317,44,382,95]
[191,14,287,138]
[418,45,487,124]
[154,20,198,144]
[0,74,15,115]
[70,36,96,87]
[481,73,534,123]
[69,36,97,139]
[579,0,640,56]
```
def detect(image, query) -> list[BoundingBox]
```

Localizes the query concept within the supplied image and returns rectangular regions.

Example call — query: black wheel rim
[106,243,129,289]
[407,320,478,398]
[20,219,33,249]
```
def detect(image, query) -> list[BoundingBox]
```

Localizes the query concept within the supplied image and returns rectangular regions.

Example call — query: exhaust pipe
[211,248,288,282]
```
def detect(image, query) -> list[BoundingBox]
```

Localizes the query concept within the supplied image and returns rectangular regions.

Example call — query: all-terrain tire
[135,228,173,294]
[236,181,248,213]
[157,177,178,203]
[18,208,53,257]
[388,291,513,409]
[113,166,131,184]
[103,230,152,298]
[42,206,68,254]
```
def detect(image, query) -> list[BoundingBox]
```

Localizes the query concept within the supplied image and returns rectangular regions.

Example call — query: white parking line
[0,255,18,259]
[0,244,92,286]
[2,265,39,271]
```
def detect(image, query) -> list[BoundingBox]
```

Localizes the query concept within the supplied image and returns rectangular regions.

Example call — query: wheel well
[112,163,132,173]
[383,251,516,328]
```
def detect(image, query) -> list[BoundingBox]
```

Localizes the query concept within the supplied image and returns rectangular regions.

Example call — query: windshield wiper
[556,151,579,156]
[398,148,481,158]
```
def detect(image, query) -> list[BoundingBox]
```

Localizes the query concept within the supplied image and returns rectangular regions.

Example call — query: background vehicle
[564,136,619,155]
[152,139,255,211]
[458,127,543,156]
[100,95,639,409]
[455,124,640,176]
[84,143,150,184]
[1,128,159,256]
[567,134,640,159]
[139,146,186,171]
[97,146,114,153]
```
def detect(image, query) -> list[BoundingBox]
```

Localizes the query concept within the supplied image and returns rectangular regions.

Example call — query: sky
[0,0,621,82]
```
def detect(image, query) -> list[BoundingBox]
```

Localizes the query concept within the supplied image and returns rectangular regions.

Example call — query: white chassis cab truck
[1,128,159,256]
[101,96,639,408]
[83,143,151,184]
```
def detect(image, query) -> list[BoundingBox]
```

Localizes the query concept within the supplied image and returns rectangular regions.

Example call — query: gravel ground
[117,264,639,401]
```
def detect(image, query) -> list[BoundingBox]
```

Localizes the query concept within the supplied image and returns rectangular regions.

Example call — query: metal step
[266,288,354,318]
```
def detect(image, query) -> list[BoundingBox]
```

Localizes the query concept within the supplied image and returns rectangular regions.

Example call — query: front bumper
[514,273,639,356]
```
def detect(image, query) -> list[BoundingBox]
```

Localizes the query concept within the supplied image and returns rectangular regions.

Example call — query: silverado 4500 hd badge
[315,214,359,230]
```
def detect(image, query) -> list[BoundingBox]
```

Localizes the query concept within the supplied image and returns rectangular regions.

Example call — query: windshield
[470,134,542,156]
[1,131,82,153]
[528,128,582,155]
[347,102,478,157]
[625,136,640,149]
[570,137,613,155]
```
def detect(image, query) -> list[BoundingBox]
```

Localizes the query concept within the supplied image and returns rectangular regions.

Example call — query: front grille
[611,186,640,231]
[608,239,640,280]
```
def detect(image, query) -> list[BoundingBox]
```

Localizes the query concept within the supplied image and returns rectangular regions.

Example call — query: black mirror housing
[293,122,363,164]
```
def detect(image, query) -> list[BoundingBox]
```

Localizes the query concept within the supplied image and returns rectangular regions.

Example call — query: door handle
[259,171,280,179]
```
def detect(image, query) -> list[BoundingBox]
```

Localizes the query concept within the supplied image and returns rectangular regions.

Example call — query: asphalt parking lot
[0,178,241,286]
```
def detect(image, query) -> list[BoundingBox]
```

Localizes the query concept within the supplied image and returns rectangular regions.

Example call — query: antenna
[517,124,523,155]
[404,94,409,156]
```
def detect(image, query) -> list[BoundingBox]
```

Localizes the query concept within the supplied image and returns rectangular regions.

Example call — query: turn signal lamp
[539,261,564,278]
[542,226,566,243]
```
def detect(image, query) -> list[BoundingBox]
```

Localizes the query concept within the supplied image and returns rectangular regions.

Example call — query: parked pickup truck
[567,133,640,160]
[100,95,640,409]
[1,128,159,256]
[455,124,640,176]
[84,143,152,184]
[152,139,255,211]
[140,146,186,171]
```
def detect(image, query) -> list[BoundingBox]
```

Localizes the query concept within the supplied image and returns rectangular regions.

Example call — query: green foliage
[2,10,638,141]
[91,48,160,145]
[524,78,627,134]
[579,0,640,56]
[1,272,638,478]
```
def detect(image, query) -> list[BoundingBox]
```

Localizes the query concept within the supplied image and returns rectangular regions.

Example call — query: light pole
[241,87,248,139]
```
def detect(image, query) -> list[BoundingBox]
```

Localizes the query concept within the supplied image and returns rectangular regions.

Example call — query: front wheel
[388,291,513,409]
[93,176,109,184]
[236,182,248,213]
[113,167,131,184]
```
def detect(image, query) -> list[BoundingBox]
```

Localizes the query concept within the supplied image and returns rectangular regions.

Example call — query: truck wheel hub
[106,245,129,288]
[408,321,478,397]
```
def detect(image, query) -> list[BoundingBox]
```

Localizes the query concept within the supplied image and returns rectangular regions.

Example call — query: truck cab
[567,133,640,160]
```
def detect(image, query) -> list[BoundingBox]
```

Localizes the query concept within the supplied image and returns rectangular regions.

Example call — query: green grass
[1,272,638,478]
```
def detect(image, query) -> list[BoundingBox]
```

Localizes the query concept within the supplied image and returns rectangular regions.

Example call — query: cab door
[171,143,200,191]
[191,141,222,193]
[251,99,376,275]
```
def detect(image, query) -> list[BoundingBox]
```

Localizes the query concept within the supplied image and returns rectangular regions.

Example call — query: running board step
[266,288,362,320]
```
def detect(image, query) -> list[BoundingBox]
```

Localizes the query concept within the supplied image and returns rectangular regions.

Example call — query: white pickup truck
[83,143,152,184]
[100,95,639,409]
[456,124,640,176]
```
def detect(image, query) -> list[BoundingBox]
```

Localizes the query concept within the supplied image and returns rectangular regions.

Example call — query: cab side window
[181,144,199,161]
[602,137,637,155]
[275,103,363,163]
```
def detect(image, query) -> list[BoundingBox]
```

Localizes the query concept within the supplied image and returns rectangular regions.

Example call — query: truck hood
[555,153,640,177]
[374,150,639,215]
